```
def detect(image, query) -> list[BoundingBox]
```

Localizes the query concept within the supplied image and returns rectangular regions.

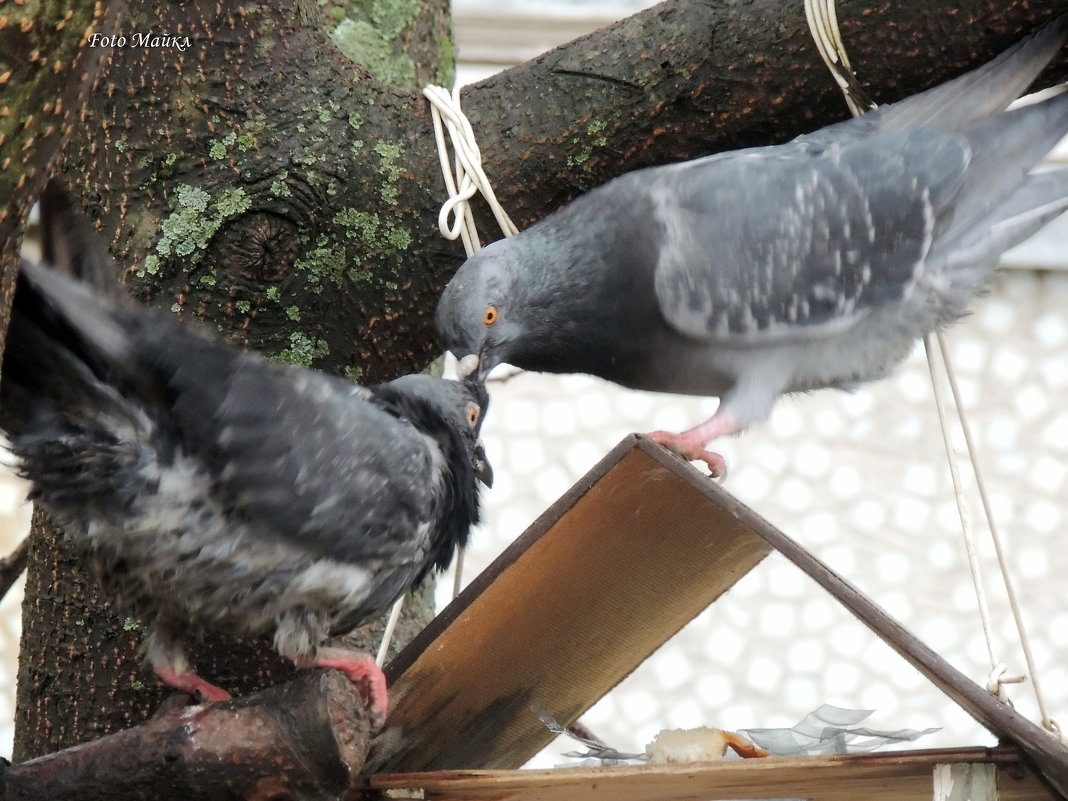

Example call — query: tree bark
[2,671,372,801]
[7,0,1067,763]
[0,1,119,348]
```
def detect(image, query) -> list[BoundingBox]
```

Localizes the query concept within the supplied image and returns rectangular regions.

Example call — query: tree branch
[0,539,28,603]
[1,671,372,801]
[464,0,1068,229]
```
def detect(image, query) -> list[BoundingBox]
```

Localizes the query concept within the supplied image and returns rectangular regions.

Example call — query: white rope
[803,0,874,116]
[423,83,519,606]
[376,592,406,666]
[934,334,1059,733]
[922,337,1017,699]
[804,0,1063,740]
[423,84,519,254]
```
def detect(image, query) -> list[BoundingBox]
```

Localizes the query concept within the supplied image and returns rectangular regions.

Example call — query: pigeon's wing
[14,261,445,569]
[145,333,443,567]
[650,135,967,344]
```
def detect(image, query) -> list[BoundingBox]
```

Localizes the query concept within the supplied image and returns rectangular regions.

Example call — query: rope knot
[985,663,1026,701]
[422,84,518,257]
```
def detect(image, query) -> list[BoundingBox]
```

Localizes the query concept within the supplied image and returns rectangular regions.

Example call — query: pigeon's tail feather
[0,262,136,439]
[941,89,1068,241]
[879,13,1068,132]
[937,167,1068,274]
[39,179,127,301]
[15,259,133,369]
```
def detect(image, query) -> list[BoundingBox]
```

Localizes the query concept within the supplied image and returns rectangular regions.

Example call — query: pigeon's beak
[473,439,493,488]
[456,353,480,381]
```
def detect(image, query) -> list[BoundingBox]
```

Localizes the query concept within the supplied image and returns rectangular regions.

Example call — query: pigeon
[1,251,491,723]
[436,17,1068,476]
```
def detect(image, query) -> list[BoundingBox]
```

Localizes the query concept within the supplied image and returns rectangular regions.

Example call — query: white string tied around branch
[423,84,518,256]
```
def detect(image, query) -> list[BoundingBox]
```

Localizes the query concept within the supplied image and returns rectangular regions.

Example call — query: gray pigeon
[437,17,1068,476]
[1,254,491,723]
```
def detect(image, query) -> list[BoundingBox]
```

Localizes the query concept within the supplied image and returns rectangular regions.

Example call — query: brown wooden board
[370,436,1068,800]
[365,746,1053,801]
[369,435,773,771]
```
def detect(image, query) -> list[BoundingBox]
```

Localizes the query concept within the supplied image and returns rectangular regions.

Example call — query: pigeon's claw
[310,647,389,728]
[646,430,728,478]
[153,664,233,704]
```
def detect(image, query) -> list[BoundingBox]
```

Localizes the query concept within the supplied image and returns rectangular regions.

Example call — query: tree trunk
[7,0,1067,762]
[0,2,119,347]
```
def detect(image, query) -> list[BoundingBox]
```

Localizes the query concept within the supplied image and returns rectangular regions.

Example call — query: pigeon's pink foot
[153,664,233,704]
[646,430,728,477]
[309,647,388,726]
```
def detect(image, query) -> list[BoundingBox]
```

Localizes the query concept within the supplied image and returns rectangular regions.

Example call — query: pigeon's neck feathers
[501,180,665,374]
[368,383,479,577]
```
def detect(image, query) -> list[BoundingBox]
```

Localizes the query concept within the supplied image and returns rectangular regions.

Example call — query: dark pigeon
[436,17,1068,476]
[1,251,491,723]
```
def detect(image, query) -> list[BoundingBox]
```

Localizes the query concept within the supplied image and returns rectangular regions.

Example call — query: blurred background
[2,0,1066,763]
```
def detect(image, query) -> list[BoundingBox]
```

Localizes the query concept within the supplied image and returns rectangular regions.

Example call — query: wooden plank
[934,762,999,801]
[366,746,1052,801]
[369,436,773,772]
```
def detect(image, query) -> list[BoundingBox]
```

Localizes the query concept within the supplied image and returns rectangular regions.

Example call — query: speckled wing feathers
[201,364,440,565]
[86,311,446,569]
[649,135,963,343]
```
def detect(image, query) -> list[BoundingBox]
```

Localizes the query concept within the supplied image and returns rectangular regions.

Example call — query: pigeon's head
[435,238,527,383]
[384,373,493,488]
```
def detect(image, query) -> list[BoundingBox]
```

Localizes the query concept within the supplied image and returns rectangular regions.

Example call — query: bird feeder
[364,436,1068,800]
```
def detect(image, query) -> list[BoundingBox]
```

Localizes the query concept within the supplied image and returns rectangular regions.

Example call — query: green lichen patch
[333,207,412,254]
[316,99,341,123]
[209,131,239,161]
[153,184,253,267]
[295,238,348,292]
[136,253,162,279]
[285,305,301,321]
[276,332,330,367]
[235,300,252,314]
[216,187,252,217]
[567,119,611,171]
[436,30,456,87]
[329,0,424,89]
[374,141,404,206]
[270,171,293,198]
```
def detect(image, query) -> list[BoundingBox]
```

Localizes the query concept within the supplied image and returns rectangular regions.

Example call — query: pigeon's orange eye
[483,305,499,326]
[466,403,480,427]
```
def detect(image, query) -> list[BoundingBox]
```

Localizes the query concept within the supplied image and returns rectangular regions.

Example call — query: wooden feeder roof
[368,435,1068,800]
